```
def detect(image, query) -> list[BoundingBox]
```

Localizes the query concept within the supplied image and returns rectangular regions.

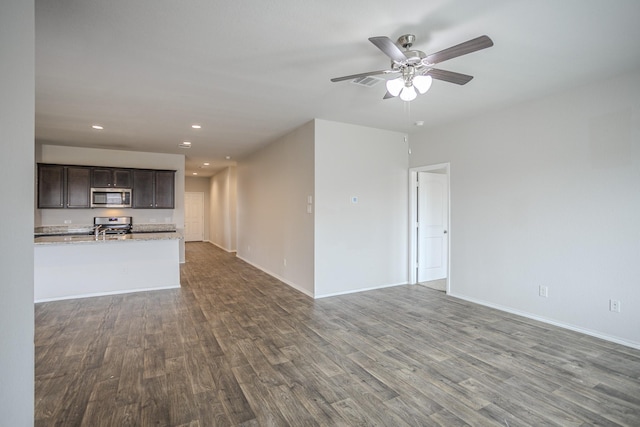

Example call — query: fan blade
[383,91,396,99]
[426,68,474,85]
[424,35,493,65]
[330,69,395,82]
[368,36,407,63]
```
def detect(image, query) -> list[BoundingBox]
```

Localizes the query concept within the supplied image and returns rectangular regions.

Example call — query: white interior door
[184,192,204,242]
[417,172,449,282]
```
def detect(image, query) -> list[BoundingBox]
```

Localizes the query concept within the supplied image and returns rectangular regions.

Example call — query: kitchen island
[34,232,182,302]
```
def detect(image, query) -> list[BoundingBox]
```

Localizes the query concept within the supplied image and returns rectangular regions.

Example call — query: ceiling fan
[331,34,494,101]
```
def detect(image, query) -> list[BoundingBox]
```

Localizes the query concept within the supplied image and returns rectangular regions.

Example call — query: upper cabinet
[38,163,175,209]
[132,169,175,209]
[37,164,65,208]
[91,168,132,188]
[132,170,154,208]
[66,166,91,208]
[154,171,175,209]
[37,164,91,209]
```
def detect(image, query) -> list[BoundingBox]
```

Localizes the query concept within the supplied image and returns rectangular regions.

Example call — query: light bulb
[386,77,404,97]
[400,85,417,101]
[413,75,433,94]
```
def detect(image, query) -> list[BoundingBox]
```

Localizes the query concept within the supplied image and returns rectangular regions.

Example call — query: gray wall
[409,69,640,348]
[237,119,410,298]
[237,120,315,296]
[0,0,35,423]
[209,167,237,252]
[314,119,409,297]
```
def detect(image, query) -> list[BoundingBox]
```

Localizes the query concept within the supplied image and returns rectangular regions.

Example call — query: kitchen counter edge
[35,232,183,245]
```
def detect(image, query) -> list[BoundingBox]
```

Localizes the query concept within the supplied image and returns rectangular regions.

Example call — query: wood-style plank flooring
[35,242,640,426]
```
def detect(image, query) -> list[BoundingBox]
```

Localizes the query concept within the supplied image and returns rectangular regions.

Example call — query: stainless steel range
[94,216,133,235]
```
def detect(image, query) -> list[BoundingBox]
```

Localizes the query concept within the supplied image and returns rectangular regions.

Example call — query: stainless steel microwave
[90,188,132,208]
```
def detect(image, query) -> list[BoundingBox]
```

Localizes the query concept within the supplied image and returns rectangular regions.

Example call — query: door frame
[409,162,451,292]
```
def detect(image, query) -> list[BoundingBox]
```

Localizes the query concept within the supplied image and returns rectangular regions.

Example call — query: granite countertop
[35,231,182,245]
[34,223,177,237]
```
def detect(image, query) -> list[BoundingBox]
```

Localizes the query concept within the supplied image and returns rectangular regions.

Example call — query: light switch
[307,205,312,214]
[307,195,313,204]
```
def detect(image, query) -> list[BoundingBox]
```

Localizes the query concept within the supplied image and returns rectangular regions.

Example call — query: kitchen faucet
[94,225,107,238]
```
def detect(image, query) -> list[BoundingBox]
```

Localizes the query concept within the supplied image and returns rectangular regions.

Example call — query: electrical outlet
[610,299,621,313]
[539,285,548,298]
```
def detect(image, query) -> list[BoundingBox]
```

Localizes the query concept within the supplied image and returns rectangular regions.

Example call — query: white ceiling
[35,0,640,177]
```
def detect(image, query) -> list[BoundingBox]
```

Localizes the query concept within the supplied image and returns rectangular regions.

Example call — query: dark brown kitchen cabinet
[38,164,65,208]
[91,168,131,188]
[38,163,175,210]
[66,166,91,208]
[132,170,154,208]
[154,170,175,209]
[132,169,175,209]
[37,164,91,208]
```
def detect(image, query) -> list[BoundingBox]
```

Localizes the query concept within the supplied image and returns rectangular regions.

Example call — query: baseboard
[449,292,640,350]
[208,241,237,254]
[315,281,409,299]
[235,255,314,298]
[34,284,181,303]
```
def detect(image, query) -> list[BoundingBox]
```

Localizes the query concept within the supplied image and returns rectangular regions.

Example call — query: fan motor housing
[403,49,426,64]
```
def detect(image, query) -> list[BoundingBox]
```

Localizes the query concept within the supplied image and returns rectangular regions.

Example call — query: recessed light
[203,162,210,166]
[414,121,424,126]
[191,124,201,129]
[225,156,231,160]
[92,125,103,130]
[192,172,198,175]
[178,141,192,148]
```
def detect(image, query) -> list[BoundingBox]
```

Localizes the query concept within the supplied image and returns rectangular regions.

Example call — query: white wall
[237,121,315,296]
[314,120,409,297]
[409,70,640,348]
[0,0,35,423]
[36,144,186,261]
[185,176,211,241]
[209,166,237,252]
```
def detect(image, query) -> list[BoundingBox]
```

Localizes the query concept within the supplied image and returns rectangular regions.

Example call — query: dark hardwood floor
[35,242,640,426]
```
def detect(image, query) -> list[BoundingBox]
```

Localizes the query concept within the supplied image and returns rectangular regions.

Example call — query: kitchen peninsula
[34,229,182,302]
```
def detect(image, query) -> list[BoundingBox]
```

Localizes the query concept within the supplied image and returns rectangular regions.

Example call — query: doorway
[184,192,205,242]
[409,163,450,292]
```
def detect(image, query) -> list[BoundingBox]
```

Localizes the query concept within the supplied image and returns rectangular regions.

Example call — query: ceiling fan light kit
[331,33,493,102]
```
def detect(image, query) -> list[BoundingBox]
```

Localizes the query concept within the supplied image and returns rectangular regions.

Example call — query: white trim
[408,162,451,293]
[208,240,237,253]
[236,255,314,298]
[34,284,180,303]
[450,292,640,350]
[315,281,409,299]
